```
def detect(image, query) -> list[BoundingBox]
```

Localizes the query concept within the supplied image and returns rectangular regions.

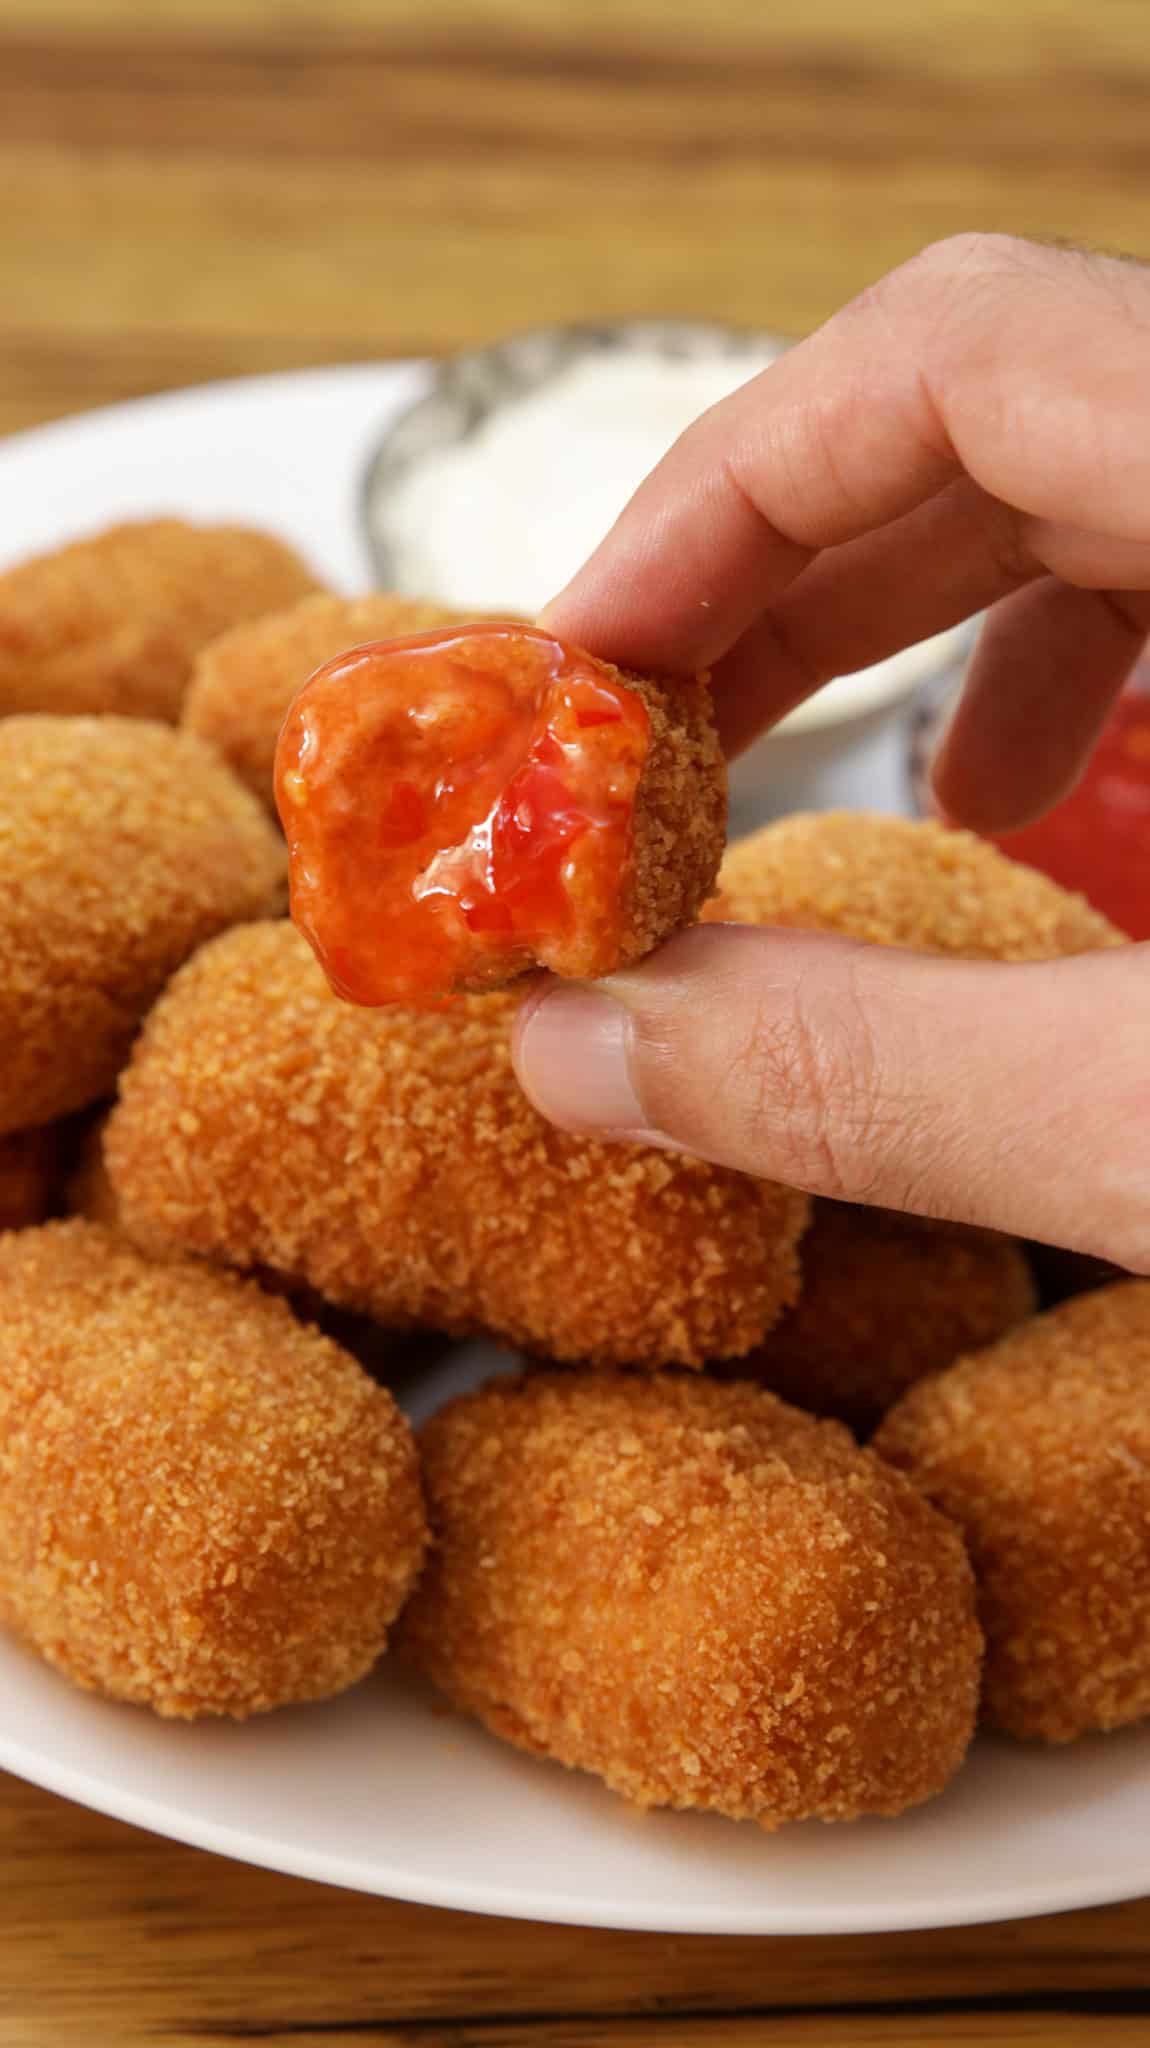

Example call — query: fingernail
[514,983,652,1138]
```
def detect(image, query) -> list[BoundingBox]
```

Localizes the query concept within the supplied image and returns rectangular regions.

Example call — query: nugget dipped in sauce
[105,921,806,1367]
[399,1370,982,1828]
[0,1222,427,1719]
[0,519,323,722]
[185,592,511,811]
[0,716,284,1132]
[876,1283,1150,1745]
[725,1202,1037,1436]
[275,624,725,1005]
[705,812,1123,959]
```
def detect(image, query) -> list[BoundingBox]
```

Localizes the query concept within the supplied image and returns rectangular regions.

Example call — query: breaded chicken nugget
[105,921,807,1366]
[876,1283,1150,1743]
[706,812,1123,958]
[399,1370,982,1827]
[184,592,502,810]
[276,625,726,1003]
[727,1201,1037,1434]
[0,519,322,722]
[0,1221,427,1719]
[0,717,284,1132]
[0,1126,61,1231]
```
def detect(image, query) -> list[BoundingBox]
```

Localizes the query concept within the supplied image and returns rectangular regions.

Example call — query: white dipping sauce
[381,348,778,617]
[380,344,966,740]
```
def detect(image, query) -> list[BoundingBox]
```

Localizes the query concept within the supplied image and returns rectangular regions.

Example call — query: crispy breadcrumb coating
[616,665,726,972]
[105,921,807,1366]
[0,1127,62,1231]
[0,519,323,721]
[706,813,1124,958]
[399,1370,982,1827]
[875,1283,1150,1743]
[185,593,501,810]
[726,1201,1037,1435]
[0,717,285,1133]
[0,1221,427,1719]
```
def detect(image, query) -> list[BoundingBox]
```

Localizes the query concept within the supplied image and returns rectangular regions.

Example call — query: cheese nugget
[0,518,322,721]
[0,716,284,1131]
[400,1370,982,1827]
[0,1221,427,1718]
[877,1283,1150,1744]
[105,921,807,1367]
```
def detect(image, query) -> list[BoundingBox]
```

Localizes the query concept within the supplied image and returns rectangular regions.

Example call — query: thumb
[512,924,1150,1273]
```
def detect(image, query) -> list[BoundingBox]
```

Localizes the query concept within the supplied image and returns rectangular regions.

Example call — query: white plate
[1,370,1148,1934]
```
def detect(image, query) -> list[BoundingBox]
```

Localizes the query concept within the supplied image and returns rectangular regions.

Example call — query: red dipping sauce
[990,673,1150,939]
[275,625,651,1006]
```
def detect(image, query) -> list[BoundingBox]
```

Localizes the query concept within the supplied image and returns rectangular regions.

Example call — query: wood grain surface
[3,0,1150,2040]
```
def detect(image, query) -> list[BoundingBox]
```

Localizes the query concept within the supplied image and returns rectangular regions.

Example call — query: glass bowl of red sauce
[910,657,1150,939]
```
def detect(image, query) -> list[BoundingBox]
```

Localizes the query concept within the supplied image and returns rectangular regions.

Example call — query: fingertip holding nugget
[399,1370,983,1828]
[0,1221,427,1719]
[184,592,502,810]
[105,920,806,1367]
[0,518,323,722]
[706,812,1125,958]
[875,1282,1150,1744]
[0,716,285,1132]
[275,624,726,1004]
[727,1201,1038,1435]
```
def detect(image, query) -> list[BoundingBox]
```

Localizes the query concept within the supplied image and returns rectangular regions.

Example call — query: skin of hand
[512,235,1150,1273]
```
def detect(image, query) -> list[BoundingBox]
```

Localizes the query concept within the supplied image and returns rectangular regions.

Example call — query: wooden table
[2,1,1150,2039]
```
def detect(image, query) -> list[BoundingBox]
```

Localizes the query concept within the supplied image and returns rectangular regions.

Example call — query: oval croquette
[0,519,323,721]
[0,1221,427,1718]
[728,1201,1038,1435]
[104,920,808,1367]
[705,812,1124,959]
[399,1370,983,1827]
[876,1283,1150,1743]
[0,716,285,1131]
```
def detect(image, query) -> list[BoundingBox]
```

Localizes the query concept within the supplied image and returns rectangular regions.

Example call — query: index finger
[541,234,1150,683]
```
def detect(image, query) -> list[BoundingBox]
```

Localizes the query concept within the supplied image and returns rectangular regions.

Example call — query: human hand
[512,235,1150,1271]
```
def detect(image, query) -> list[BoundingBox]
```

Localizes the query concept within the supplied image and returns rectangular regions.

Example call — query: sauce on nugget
[275,625,652,1004]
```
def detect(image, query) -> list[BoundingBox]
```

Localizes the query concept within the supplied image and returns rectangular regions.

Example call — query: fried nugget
[706,812,1124,958]
[0,519,323,722]
[276,624,726,1003]
[876,1283,1150,1743]
[399,1370,982,1827]
[0,717,284,1132]
[0,1126,62,1231]
[105,921,807,1366]
[0,1221,427,1719]
[184,592,501,810]
[725,1201,1038,1435]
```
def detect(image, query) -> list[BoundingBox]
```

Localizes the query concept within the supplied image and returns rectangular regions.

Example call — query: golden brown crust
[706,812,1124,959]
[0,716,285,1132]
[105,920,808,1366]
[726,1201,1038,1434]
[399,1370,982,1827]
[875,1283,1150,1743]
[619,667,727,965]
[0,519,323,722]
[0,1220,427,1719]
[184,592,494,810]
[0,1126,62,1232]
